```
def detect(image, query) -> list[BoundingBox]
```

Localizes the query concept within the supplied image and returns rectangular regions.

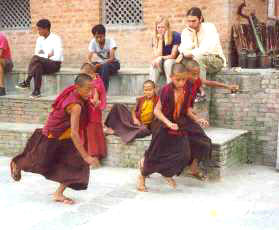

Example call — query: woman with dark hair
[178,7,226,99]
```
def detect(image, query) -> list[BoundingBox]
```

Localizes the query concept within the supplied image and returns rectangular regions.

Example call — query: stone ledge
[0,122,249,179]
[12,67,150,76]
[0,95,209,124]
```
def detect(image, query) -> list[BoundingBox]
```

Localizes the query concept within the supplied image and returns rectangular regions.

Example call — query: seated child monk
[10,74,99,204]
[80,63,107,164]
[137,63,200,192]
[104,80,159,144]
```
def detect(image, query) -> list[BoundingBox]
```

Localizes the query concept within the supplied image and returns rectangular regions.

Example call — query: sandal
[10,160,21,181]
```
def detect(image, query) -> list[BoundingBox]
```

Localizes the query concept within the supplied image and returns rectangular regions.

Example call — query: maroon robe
[12,90,90,190]
[142,82,193,177]
[104,95,159,144]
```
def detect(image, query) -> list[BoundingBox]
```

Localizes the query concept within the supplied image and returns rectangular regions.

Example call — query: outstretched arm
[154,99,178,130]
[202,79,239,93]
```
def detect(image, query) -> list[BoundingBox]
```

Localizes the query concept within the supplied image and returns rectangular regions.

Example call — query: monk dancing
[137,63,198,192]
[10,74,98,204]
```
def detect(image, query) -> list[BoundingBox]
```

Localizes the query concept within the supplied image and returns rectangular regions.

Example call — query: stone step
[0,94,209,124]
[10,68,150,97]
[0,122,249,179]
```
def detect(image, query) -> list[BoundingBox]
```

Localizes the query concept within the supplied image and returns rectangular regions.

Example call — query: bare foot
[104,127,115,135]
[53,193,75,205]
[137,175,147,192]
[10,160,21,181]
[164,177,176,189]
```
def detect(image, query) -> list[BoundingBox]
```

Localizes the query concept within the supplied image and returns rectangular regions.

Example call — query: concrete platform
[0,122,249,179]
[0,156,279,230]
[0,94,209,124]
[11,67,150,96]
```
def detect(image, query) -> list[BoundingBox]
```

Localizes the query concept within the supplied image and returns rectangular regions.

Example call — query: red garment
[0,32,11,60]
[88,76,106,123]
[43,90,88,138]
[190,78,202,107]
[87,76,107,159]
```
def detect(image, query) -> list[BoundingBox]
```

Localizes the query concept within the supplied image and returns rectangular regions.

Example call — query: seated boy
[104,80,158,144]
[87,24,120,91]
[17,19,63,98]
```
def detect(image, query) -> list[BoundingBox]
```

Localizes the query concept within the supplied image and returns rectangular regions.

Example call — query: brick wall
[3,0,267,68]
[210,70,279,166]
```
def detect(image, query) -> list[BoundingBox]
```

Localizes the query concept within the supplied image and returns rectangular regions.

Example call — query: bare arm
[153,37,163,58]
[106,48,116,64]
[131,106,141,126]
[69,104,97,165]
[154,99,178,130]
[202,79,239,92]
[187,107,209,128]
[162,44,179,60]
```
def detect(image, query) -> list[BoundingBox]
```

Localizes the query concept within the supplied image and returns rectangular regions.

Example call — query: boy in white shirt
[17,19,63,98]
[87,24,120,91]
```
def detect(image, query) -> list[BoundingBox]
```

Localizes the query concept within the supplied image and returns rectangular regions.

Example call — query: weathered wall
[3,0,267,68]
[210,69,279,166]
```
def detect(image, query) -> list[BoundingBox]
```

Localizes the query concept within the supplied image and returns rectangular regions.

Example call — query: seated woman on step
[150,16,181,84]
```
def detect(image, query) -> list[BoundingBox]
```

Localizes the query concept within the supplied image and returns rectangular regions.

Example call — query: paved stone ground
[1,156,279,230]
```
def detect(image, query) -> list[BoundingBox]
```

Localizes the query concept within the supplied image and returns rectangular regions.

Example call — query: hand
[152,56,162,68]
[133,118,141,126]
[90,98,100,107]
[229,85,239,93]
[197,118,209,128]
[167,122,179,131]
[84,155,100,167]
[48,50,54,58]
[157,33,164,40]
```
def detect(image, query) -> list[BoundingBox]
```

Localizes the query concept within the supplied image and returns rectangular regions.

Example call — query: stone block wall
[210,69,279,166]
[3,0,267,68]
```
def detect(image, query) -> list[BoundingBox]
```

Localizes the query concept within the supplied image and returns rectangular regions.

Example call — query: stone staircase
[0,68,250,179]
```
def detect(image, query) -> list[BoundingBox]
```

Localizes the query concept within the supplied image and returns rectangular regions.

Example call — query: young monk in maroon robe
[104,80,159,144]
[180,59,239,181]
[80,63,107,165]
[137,63,198,192]
[10,74,99,204]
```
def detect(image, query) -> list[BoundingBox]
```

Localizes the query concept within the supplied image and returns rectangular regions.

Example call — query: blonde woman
[150,16,181,84]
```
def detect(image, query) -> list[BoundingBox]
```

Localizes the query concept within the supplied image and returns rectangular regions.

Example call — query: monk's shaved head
[75,73,92,87]
[80,63,97,74]
[184,59,200,72]
[172,63,187,75]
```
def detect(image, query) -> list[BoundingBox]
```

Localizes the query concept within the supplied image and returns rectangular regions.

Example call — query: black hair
[143,80,156,88]
[36,19,51,30]
[186,7,205,22]
[91,24,106,35]
[184,59,200,72]
[74,73,92,86]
